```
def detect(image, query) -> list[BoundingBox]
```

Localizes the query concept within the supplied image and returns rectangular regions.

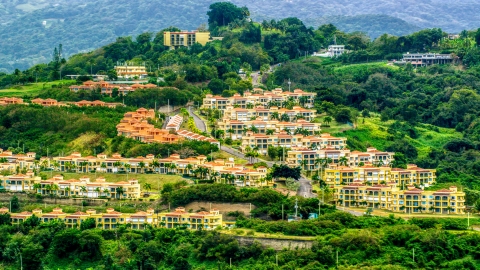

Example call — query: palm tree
[270,112,280,121]
[80,161,89,173]
[138,161,146,174]
[280,113,290,122]
[124,163,131,180]
[339,156,349,166]
[103,188,110,197]
[101,162,107,172]
[80,186,87,197]
[283,129,292,135]
[51,184,59,196]
[143,183,152,194]
[116,187,125,199]
[0,157,7,163]
[249,125,259,133]
[150,159,160,174]
[113,161,121,173]
[324,116,332,126]
[33,183,41,194]
[95,187,101,198]
[299,159,308,171]
[266,129,275,135]
[170,164,177,174]
[227,128,235,139]
[186,164,194,176]
[52,161,60,172]
[239,176,246,187]
[64,186,71,197]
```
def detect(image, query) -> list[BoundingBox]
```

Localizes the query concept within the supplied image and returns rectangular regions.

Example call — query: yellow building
[323,164,436,187]
[334,182,466,214]
[202,88,317,111]
[159,207,222,230]
[9,206,223,230]
[224,106,317,122]
[114,65,147,79]
[163,31,211,49]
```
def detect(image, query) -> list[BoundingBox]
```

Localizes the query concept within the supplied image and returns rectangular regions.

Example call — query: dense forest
[2,0,480,71]
[0,203,478,269]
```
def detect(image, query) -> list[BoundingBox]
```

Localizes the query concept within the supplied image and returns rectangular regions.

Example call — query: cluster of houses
[202,88,316,110]
[116,108,219,146]
[69,80,158,96]
[2,206,223,230]
[0,97,123,108]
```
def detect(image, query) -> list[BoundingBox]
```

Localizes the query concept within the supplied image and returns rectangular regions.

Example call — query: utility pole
[336,249,339,266]
[294,198,298,218]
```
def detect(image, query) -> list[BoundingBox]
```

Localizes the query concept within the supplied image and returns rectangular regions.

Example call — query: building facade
[163,31,211,49]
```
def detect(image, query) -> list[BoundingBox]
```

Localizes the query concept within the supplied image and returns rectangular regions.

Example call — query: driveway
[188,107,207,132]
[297,176,316,198]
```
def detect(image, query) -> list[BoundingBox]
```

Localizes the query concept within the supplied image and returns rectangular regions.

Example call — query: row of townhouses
[0,173,141,199]
[242,132,348,154]
[69,80,157,96]
[202,88,316,110]
[322,164,436,188]
[224,105,317,122]
[287,147,394,169]
[3,207,222,230]
[116,108,219,146]
[217,118,322,140]
[335,183,465,214]
[0,97,123,108]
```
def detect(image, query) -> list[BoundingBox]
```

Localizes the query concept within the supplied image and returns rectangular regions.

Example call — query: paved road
[297,176,316,198]
[189,105,316,199]
[188,107,207,132]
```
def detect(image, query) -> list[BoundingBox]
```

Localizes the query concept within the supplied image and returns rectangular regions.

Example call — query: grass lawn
[42,171,189,192]
[0,80,75,97]
[221,228,316,241]
[315,114,353,134]
[215,151,249,165]
[334,117,462,158]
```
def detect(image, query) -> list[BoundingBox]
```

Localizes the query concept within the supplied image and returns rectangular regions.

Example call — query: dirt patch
[184,201,255,220]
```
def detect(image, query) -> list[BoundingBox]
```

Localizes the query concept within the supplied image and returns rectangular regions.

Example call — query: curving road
[297,176,316,198]
[189,105,315,198]
[188,107,207,132]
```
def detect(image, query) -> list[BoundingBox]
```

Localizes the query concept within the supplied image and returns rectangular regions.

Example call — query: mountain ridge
[1,0,479,72]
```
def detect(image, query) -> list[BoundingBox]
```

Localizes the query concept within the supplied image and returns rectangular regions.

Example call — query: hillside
[304,15,420,39]
[1,0,480,72]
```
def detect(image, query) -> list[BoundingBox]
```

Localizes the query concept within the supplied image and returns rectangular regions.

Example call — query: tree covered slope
[1,0,479,72]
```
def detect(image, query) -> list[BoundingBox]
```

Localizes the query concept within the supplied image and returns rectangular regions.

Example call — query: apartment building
[2,174,141,199]
[399,53,453,67]
[69,81,157,95]
[114,65,148,78]
[0,149,37,174]
[224,106,317,122]
[163,31,211,49]
[0,97,24,106]
[117,108,185,144]
[323,164,436,187]
[166,114,183,131]
[286,146,391,170]
[31,98,61,107]
[241,131,346,154]
[160,207,222,229]
[335,182,465,214]
[217,118,321,140]
[9,207,222,230]
[202,88,316,111]
[0,173,40,192]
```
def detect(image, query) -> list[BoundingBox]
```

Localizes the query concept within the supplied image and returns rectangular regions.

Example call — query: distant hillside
[0,0,479,72]
[304,15,421,39]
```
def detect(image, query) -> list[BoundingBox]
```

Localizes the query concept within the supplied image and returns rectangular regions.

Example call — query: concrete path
[297,176,316,198]
[188,107,207,132]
